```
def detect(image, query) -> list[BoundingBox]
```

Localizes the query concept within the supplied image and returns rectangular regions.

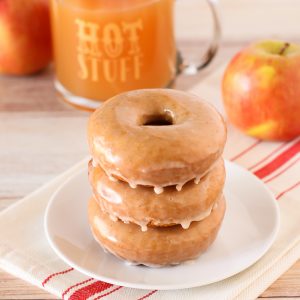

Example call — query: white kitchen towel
[0,66,299,300]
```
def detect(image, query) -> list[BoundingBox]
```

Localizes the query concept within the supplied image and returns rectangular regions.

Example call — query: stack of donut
[87,89,227,266]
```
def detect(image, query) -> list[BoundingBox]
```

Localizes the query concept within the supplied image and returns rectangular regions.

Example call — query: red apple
[222,40,300,141]
[0,0,52,75]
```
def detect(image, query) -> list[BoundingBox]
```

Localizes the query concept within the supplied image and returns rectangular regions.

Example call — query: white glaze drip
[194,176,201,184]
[176,183,184,191]
[141,224,148,232]
[178,202,216,229]
[180,220,191,229]
[154,186,164,194]
[92,159,98,168]
[108,175,118,182]
[129,182,137,189]
[108,200,217,231]
[113,214,148,232]
[102,156,225,192]
[109,214,118,222]
[103,165,215,191]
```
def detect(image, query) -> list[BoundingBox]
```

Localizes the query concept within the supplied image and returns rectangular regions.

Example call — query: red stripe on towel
[276,181,300,200]
[62,278,94,299]
[248,142,288,171]
[68,281,112,300]
[94,286,123,299]
[254,141,300,179]
[42,267,73,287]
[264,157,299,183]
[230,140,261,161]
[137,290,158,300]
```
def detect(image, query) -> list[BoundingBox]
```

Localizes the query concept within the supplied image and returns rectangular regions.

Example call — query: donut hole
[143,113,173,126]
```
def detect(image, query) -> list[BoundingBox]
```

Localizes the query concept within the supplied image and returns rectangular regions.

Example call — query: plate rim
[44,160,280,290]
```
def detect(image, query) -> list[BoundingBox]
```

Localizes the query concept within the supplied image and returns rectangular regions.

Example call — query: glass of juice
[51,0,220,110]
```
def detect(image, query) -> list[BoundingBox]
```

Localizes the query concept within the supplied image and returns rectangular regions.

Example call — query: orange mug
[51,0,221,110]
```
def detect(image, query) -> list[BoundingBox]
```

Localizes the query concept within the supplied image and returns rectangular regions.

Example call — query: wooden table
[0,0,299,298]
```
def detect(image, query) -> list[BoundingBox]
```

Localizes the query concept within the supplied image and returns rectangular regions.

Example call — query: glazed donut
[88,89,226,191]
[88,195,226,266]
[89,159,225,231]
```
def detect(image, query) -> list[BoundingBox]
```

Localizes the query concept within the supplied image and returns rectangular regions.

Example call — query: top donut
[88,89,227,189]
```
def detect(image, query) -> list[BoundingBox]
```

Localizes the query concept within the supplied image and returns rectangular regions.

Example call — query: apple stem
[279,42,290,55]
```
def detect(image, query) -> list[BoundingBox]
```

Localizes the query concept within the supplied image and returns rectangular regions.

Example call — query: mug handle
[176,0,221,75]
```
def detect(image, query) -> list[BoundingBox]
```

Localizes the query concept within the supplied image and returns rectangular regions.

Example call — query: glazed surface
[89,159,225,230]
[88,195,226,266]
[88,89,227,187]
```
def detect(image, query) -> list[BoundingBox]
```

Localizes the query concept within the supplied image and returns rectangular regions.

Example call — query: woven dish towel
[1,67,300,300]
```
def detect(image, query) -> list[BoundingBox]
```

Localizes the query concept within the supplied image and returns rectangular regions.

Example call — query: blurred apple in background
[0,0,51,75]
[222,40,300,141]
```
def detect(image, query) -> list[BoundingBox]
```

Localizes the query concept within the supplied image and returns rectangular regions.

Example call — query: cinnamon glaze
[89,159,225,229]
[88,89,226,189]
[88,195,226,266]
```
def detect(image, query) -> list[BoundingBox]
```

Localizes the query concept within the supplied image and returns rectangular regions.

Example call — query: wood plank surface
[1,0,300,298]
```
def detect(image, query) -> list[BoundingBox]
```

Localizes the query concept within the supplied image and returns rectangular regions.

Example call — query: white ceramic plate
[45,161,280,290]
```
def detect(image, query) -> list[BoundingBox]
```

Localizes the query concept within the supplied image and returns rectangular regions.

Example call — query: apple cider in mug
[51,0,220,109]
[51,0,176,107]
